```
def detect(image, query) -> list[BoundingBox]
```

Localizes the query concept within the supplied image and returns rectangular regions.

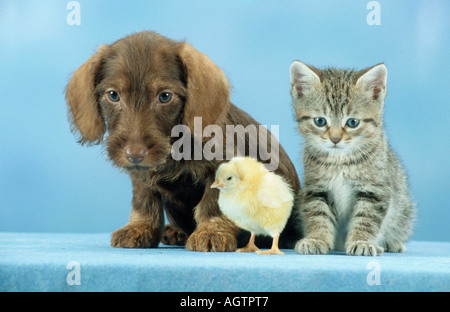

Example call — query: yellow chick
[211,157,294,255]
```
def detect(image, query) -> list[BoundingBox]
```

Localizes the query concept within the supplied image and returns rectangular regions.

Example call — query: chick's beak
[211,179,223,189]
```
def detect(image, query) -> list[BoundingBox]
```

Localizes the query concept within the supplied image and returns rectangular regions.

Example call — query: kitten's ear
[355,64,387,100]
[290,61,321,98]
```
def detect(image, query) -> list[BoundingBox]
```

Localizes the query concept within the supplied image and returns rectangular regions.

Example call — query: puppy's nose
[330,137,342,145]
[124,146,147,164]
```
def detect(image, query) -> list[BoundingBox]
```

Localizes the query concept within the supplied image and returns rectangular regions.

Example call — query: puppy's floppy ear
[177,43,230,134]
[65,45,108,145]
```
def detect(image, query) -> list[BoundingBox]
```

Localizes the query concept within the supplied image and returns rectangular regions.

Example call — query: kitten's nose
[330,137,342,145]
[124,146,147,164]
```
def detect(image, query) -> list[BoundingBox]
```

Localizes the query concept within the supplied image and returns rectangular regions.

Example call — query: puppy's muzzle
[124,145,148,164]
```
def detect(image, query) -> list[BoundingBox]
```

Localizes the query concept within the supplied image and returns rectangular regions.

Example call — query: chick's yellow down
[211,157,294,255]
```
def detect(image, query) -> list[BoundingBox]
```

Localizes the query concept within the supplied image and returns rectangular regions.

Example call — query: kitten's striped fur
[290,61,414,256]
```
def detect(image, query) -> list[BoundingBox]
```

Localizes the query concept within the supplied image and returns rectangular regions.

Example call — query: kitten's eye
[346,118,360,128]
[314,117,327,127]
[158,91,173,103]
[227,176,232,181]
[106,90,120,102]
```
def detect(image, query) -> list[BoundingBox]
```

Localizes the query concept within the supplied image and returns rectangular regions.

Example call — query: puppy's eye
[158,91,172,104]
[106,90,120,102]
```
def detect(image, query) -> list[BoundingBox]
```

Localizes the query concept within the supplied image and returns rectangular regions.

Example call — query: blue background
[0,0,448,242]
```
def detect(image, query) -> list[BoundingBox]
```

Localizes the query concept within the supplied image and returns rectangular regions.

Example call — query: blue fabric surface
[0,232,448,292]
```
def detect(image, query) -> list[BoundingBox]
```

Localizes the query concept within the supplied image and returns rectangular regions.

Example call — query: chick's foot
[237,245,260,252]
[257,248,284,255]
[256,234,284,255]
[237,233,259,252]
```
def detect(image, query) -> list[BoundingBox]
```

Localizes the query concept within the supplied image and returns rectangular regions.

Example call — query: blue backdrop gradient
[0,0,448,241]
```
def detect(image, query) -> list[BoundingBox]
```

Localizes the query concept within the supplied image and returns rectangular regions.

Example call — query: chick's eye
[158,91,172,103]
[227,176,232,181]
[346,118,360,128]
[314,117,327,127]
[106,90,120,102]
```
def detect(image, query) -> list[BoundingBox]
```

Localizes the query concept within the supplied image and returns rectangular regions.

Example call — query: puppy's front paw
[186,229,237,252]
[161,224,188,246]
[111,222,160,248]
[295,238,330,255]
[346,240,383,256]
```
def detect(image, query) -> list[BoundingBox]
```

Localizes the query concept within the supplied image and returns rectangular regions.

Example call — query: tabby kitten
[290,61,414,256]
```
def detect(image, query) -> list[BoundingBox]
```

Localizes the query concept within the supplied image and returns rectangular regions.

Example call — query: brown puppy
[65,31,301,251]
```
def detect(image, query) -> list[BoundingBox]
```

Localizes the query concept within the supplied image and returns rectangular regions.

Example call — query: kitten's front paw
[295,238,330,255]
[385,241,406,253]
[346,240,383,256]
